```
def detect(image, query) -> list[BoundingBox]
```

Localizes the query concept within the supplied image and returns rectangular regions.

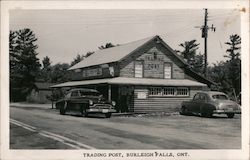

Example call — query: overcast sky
[10,9,240,66]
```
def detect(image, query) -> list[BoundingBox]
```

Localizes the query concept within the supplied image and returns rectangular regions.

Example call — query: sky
[10,9,240,66]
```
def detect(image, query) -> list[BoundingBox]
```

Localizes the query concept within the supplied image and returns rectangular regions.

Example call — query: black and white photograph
[1,1,249,160]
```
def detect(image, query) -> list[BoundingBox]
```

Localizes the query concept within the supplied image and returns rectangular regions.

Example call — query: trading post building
[52,35,214,113]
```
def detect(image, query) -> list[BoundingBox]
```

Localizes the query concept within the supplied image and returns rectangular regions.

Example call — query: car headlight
[111,101,116,106]
[89,100,93,105]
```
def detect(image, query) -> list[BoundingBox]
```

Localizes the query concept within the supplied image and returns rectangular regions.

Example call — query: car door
[68,90,80,111]
[189,93,200,112]
[196,93,207,113]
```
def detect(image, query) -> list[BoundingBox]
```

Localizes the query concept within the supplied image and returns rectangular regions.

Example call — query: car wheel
[227,113,235,118]
[180,106,188,115]
[105,113,112,118]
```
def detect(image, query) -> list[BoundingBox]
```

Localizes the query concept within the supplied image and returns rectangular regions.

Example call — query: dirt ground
[10,105,241,149]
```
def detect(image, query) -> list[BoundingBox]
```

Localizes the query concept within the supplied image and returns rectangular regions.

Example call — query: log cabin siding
[133,86,203,113]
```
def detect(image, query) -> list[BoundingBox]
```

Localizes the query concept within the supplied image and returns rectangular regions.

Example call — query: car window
[65,93,71,98]
[200,94,206,101]
[212,94,228,100]
[193,94,200,101]
[79,91,101,97]
[71,91,79,97]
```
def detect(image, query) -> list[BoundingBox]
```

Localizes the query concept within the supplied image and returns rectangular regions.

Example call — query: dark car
[55,88,116,118]
[180,91,241,118]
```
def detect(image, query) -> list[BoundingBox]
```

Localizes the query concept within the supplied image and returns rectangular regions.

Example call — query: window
[149,87,189,97]
[149,87,162,96]
[163,88,175,96]
[71,91,79,97]
[135,61,143,78]
[212,94,228,100]
[164,63,172,79]
[176,88,189,96]
[193,94,200,101]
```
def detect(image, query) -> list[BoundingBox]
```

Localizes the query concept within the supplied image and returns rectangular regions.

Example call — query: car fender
[200,103,216,114]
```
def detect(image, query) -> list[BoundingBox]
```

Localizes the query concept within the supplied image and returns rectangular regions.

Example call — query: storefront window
[149,87,189,97]
[176,87,189,96]
[135,61,143,78]
[163,87,175,96]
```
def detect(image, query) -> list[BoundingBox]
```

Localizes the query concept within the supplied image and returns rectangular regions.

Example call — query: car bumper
[213,109,241,114]
[87,108,116,113]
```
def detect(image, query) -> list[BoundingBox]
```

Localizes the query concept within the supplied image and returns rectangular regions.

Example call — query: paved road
[10,105,241,149]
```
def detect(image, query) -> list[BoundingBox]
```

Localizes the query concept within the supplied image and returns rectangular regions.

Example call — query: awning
[51,77,207,88]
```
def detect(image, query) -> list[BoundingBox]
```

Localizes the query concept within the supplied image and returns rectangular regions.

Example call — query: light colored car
[180,91,241,118]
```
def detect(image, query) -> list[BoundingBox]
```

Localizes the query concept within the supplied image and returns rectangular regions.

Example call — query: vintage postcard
[1,0,249,160]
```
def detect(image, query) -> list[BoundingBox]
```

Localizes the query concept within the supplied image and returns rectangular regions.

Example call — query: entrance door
[118,86,134,113]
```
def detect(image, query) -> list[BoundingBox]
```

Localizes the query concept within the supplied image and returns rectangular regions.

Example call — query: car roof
[196,91,227,96]
[70,88,99,92]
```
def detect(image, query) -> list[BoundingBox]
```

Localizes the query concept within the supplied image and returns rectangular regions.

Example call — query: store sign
[137,92,147,99]
[144,53,164,70]
[82,68,102,77]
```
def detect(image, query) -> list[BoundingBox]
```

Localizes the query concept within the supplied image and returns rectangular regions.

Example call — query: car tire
[227,113,235,118]
[180,106,188,115]
[105,113,112,118]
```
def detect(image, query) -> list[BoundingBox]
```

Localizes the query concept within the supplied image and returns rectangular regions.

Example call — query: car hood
[87,96,110,104]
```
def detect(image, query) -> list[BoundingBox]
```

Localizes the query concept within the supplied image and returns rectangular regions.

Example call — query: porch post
[108,84,111,101]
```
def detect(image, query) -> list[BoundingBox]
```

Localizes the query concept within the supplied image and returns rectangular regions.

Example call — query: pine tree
[9,29,41,101]
[177,40,204,75]
[224,34,241,95]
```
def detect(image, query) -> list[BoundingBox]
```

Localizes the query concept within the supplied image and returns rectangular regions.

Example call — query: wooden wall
[70,62,119,81]
[119,40,186,79]
[133,86,203,113]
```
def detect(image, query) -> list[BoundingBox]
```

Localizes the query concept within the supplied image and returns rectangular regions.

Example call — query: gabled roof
[51,77,207,88]
[67,35,215,86]
[69,36,156,70]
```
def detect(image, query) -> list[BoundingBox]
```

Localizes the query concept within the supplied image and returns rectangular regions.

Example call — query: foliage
[208,34,241,98]
[98,42,115,50]
[42,56,52,69]
[85,51,94,58]
[224,34,241,95]
[177,40,204,75]
[9,29,41,102]
[70,54,85,67]
[50,63,70,83]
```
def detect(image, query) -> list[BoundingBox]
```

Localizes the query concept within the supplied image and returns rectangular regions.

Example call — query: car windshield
[212,94,228,100]
[79,91,101,97]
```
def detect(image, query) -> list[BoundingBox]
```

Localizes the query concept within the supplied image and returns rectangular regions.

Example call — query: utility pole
[195,9,216,77]
[204,9,208,77]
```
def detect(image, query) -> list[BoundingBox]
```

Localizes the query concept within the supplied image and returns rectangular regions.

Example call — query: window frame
[134,60,144,78]
[148,87,189,97]
[164,62,172,79]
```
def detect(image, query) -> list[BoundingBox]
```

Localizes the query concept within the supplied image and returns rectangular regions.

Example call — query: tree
[42,56,52,69]
[98,42,115,50]
[70,54,85,66]
[9,28,41,101]
[224,34,241,95]
[177,40,200,63]
[85,51,94,58]
[50,63,70,83]
[177,40,204,75]
[37,56,52,82]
